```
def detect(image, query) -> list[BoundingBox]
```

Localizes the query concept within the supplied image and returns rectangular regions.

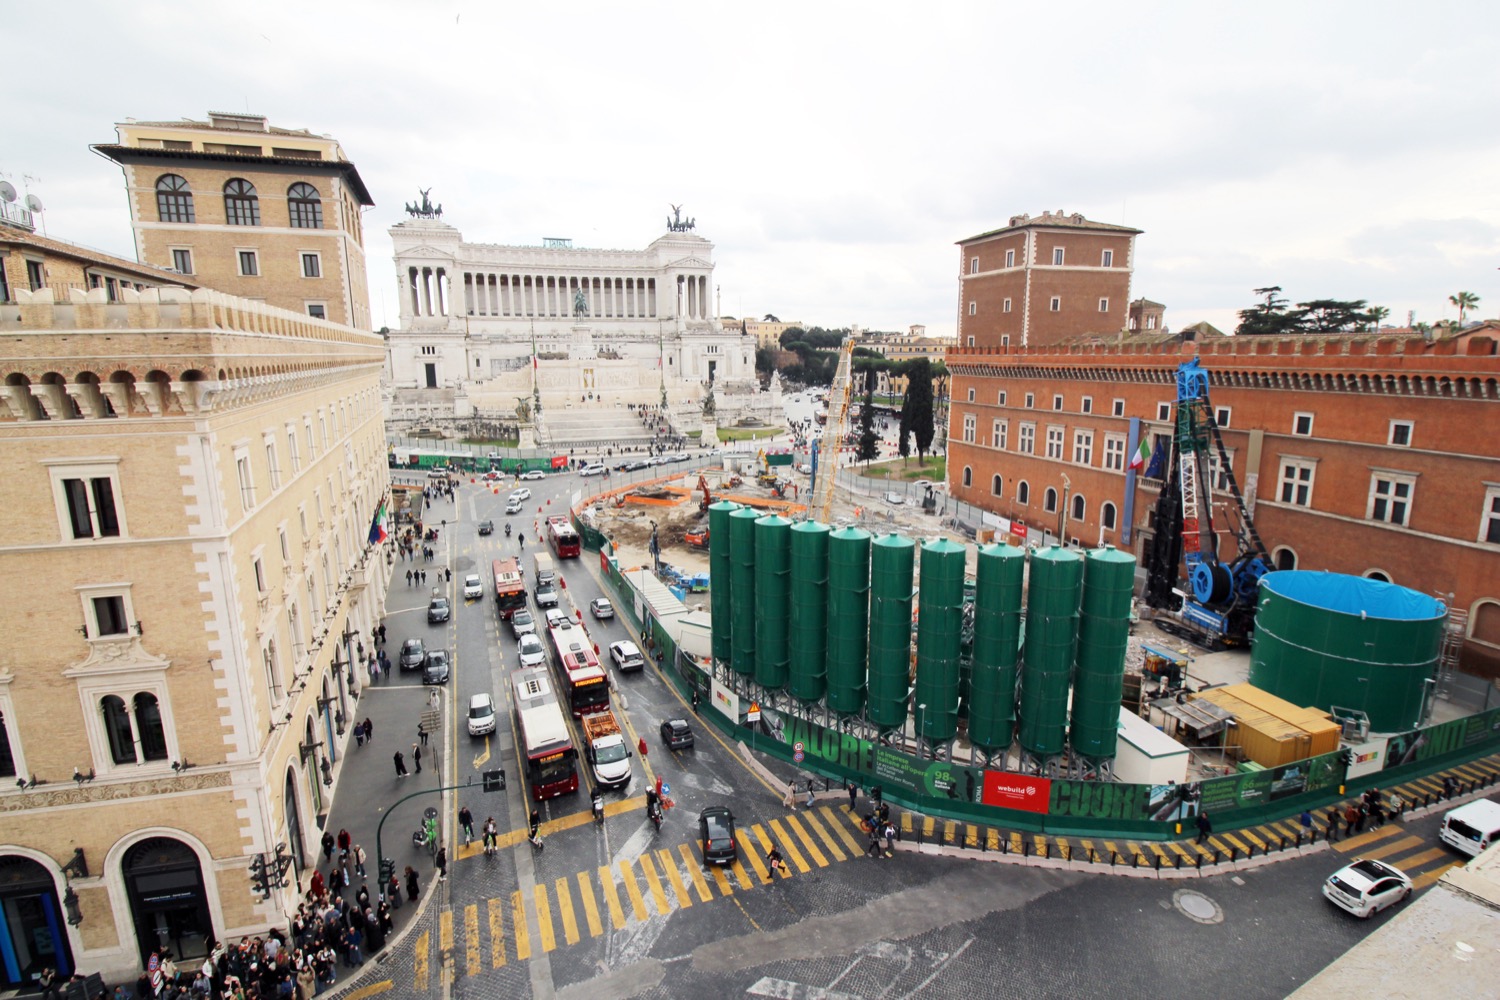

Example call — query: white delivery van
[1439,798,1500,857]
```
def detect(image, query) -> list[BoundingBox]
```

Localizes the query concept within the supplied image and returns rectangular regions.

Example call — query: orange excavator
[697,474,712,513]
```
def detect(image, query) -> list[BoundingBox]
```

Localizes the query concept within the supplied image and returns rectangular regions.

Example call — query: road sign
[483,768,505,792]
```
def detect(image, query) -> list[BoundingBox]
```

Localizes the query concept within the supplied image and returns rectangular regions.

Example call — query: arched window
[1273,547,1297,571]
[224,179,260,226]
[155,174,195,223]
[1101,501,1118,531]
[1365,570,1391,584]
[287,183,323,229]
[1017,481,1030,505]
[134,692,168,761]
[102,695,135,764]
[1071,494,1086,521]
[991,474,1003,497]
[962,466,973,488]
[1044,487,1059,513]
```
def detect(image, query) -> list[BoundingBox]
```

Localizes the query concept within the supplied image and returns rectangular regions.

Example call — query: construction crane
[1142,357,1271,648]
[808,337,857,522]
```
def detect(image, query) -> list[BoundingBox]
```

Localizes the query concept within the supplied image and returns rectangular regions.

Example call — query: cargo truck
[580,710,633,789]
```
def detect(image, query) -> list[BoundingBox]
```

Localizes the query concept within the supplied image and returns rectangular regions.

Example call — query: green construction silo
[968,544,1025,753]
[868,534,916,731]
[826,526,872,716]
[1018,546,1082,759]
[728,507,760,676]
[1250,571,1446,732]
[788,521,831,702]
[708,501,739,667]
[1071,546,1137,760]
[914,538,966,742]
[754,515,792,690]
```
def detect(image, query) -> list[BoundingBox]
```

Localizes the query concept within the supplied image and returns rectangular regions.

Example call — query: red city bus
[545,620,610,716]
[512,666,578,800]
[492,557,527,620]
[547,516,581,559]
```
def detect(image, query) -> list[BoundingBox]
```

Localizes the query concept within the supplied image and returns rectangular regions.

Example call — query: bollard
[1132,852,1141,868]
[1089,848,1097,864]
[1022,839,1030,858]
[1153,854,1161,872]
[1195,854,1203,870]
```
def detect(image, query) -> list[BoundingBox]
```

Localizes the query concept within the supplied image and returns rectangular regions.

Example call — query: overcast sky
[9,1,1498,338]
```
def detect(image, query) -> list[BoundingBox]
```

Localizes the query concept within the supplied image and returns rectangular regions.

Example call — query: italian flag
[1128,439,1150,471]
[367,499,388,545]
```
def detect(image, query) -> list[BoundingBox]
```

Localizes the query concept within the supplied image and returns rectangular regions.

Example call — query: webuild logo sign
[982,772,1050,814]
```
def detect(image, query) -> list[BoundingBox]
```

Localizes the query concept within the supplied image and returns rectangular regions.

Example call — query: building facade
[957,211,1140,349]
[92,112,375,329]
[945,332,1500,677]
[741,318,804,352]
[1,226,195,305]
[0,285,388,984]
[866,330,956,396]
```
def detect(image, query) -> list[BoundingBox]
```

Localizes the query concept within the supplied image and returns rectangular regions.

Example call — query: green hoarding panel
[915,538,966,742]
[868,534,916,730]
[968,544,1025,751]
[826,527,871,715]
[1018,546,1081,757]
[754,515,792,690]
[708,501,739,666]
[789,521,831,702]
[1071,546,1137,760]
[728,508,760,676]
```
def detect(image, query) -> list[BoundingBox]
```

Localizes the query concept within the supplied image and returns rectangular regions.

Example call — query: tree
[1236,287,1383,335]
[753,346,776,377]
[855,364,879,463]
[1450,291,1480,326]
[1298,299,1372,333]
[763,313,780,323]
[900,358,935,461]
[1368,305,1390,331]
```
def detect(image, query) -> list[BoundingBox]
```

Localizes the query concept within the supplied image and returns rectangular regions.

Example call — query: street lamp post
[916,702,927,758]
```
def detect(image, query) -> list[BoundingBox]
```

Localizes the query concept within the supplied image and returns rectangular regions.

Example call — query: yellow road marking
[487,897,505,968]
[921,815,936,839]
[1267,821,1299,840]
[1183,838,1215,857]
[473,736,491,769]
[1411,861,1461,890]
[1101,839,1121,861]
[984,829,1001,851]
[511,890,530,961]
[730,859,755,889]
[1033,834,1048,858]
[708,863,734,895]
[618,859,648,921]
[801,809,848,861]
[1165,841,1194,862]
[638,853,671,915]
[463,904,479,978]
[783,813,830,867]
[1219,832,1252,855]
[533,884,556,953]
[679,843,713,901]
[597,864,626,928]
[1147,842,1171,864]
[740,834,772,883]
[413,930,429,991]
[1451,763,1484,779]
[962,824,979,848]
[1395,846,1452,869]
[900,812,914,834]
[1078,838,1095,860]
[1334,825,1403,854]
[943,820,958,845]
[1237,827,1266,848]
[439,908,453,954]
[576,872,603,937]
[768,818,811,872]
[555,876,580,945]
[819,806,864,854]
[343,983,393,999]
[657,848,693,907]
[1009,831,1024,853]
[1354,835,1425,861]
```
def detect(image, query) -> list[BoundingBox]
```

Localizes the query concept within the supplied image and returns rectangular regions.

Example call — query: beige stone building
[1,226,195,305]
[742,318,804,352]
[0,283,387,985]
[866,329,955,396]
[92,112,374,329]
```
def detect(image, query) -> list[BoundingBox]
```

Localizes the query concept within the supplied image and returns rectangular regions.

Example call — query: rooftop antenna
[22,174,44,236]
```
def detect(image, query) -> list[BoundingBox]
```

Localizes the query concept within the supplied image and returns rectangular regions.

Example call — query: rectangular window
[92,595,129,637]
[962,414,976,444]
[1147,314,1158,329]
[1000,335,1010,348]
[1279,460,1316,507]
[238,250,259,276]
[970,256,979,274]
[1045,426,1064,460]
[992,420,1008,450]
[0,261,10,303]
[266,441,281,490]
[1101,249,1114,267]
[1104,435,1126,471]
[1215,407,1231,428]
[1113,398,1125,417]
[966,336,975,347]
[306,303,326,319]
[1052,248,1065,266]
[1157,402,1171,421]
[1081,396,1093,414]
[966,388,975,402]
[26,260,45,291]
[1389,420,1413,447]
[1073,430,1094,465]
[301,252,321,278]
[1208,449,1236,491]
[968,301,976,316]
[1024,393,1035,409]
[1368,474,1415,527]
[1293,412,1314,436]
[253,557,266,593]
[1483,488,1500,544]
[1005,249,1015,268]
[997,391,1007,406]
[287,428,301,473]
[1019,422,1036,455]
[171,248,193,274]
[1052,394,1064,411]
[59,476,122,540]
[1098,297,1109,313]
[279,528,290,564]
[236,454,256,512]
[1049,296,1061,312]
[1002,297,1012,313]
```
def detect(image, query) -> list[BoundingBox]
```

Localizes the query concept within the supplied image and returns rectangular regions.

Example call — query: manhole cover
[1172,889,1224,924]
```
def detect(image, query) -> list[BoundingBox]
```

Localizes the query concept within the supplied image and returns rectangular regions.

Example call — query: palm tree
[1449,291,1480,326]
[1367,305,1390,331]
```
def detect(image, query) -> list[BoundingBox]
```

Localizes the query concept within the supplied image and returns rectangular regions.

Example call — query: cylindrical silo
[1071,546,1137,760]
[1018,546,1082,758]
[825,526,872,715]
[708,501,739,667]
[968,544,1025,752]
[728,507,760,676]
[867,534,916,730]
[788,521,830,702]
[754,515,792,690]
[1250,571,1446,732]
[915,538,966,742]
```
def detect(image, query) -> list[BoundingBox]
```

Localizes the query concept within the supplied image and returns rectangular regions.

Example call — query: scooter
[505,523,512,537]
[648,800,663,832]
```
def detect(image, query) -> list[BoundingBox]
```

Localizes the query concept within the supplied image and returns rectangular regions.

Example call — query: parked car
[422,649,451,685]
[519,469,546,481]
[580,462,606,476]
[1322,858,1412,918]
[427,596,451,624]
[517,633,546,668]
[510,609,537,639]
[467,693,497,736]
[509,488,532,502]
[463,574,483,600]
[609,640,645,673]
[796,463,812,474]
[478,520,494,536]
[399,638,426,671]
[698,806,737,865]
[660,718,694,750]
[590,597,615,620]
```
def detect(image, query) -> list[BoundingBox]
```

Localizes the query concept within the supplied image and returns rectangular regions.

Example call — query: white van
[1439,798,1500,857]
[467,693,497,736]
[532,552,556,588]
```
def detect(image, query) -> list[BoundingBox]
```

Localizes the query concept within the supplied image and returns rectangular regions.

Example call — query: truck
[580,710,633,789]
[532,551,559,608]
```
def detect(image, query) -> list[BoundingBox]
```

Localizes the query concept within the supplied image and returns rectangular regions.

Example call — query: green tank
[788,521,831,702]
[867,534,916,730]
[1071,546,1137,760]
[728,507,760,676]
[968,544,1025,751]
[708,501,739,666]
[1018,546,1082,757]
[1250,571,1446,732]
[914,538,966,742]
[753,515,792,690]
[825,526,872,715]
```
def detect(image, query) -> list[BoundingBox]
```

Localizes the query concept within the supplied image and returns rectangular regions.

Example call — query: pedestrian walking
[1196,811,1213,845]
[435,846,447,882]
[355,724,365,749]
[353,844,367,879]
[459,806,474,846]
[883,821,897,854]
[1344,803,1359,832]
[338,828,352,856]
[378,624,387,644]
[413,744,422,774]
[405,569,413,587]
[321,831,335,862]
[847,782,859,813]
[1298,809,1313,833]
[806,780,815,809]
[527,809,542,848]
[444,567,451,583]
[338,848,350,885]
[387,872,402,909]
[766,847,789,876]
[782,779,796,810]
[405,866,420,903]
[1442,775,1457,798]
[1326,808,1341,842]
[364,718,374,743]
[865,826,884,858]
[1354,804,1368,834]
[1388,792,1404,818]
[393,751,408,778]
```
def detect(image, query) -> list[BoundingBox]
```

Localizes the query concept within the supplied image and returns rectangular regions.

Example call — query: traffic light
[249,853,269,898]
[379,857,395,885]
[1338,747,1354,768]
[272,844,293,888]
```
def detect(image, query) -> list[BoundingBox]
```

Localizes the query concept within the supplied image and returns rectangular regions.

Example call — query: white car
[1322,858,1412,918]
[610,640,645,673]
[462,574,483,600]
[517,633,546,668]
[467,693,497,736]
[508,487,532,502]
[519,469,546,481]
[579,462,606,476]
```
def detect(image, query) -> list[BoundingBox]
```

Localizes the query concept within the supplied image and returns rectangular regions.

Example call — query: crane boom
[809,338,857,523]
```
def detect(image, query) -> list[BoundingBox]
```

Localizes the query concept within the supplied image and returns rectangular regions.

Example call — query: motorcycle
[505,523,512,537]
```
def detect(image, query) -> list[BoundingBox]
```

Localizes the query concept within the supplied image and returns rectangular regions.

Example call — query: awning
[1155,697,1233,739]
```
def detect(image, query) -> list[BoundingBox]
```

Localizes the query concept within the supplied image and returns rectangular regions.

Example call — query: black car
[427,597,451,624]
[698,806,737,866]
[660,719,694,750]
[478,520,494,536]
[399,638,426,671]
[422,649,451,685]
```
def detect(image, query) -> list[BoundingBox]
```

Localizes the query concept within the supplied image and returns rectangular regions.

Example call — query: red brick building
[956,211,1141,349]
[944,331,1500,676]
